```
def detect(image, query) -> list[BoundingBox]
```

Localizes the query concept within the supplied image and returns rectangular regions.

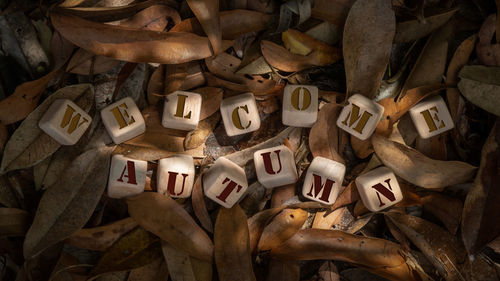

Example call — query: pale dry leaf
[257,208,308,251]
[23,145,114,259]
[394,8,457,43]
[0,84,94,174]
[372,134,476,189]
[186,0,221,55]
[343,0,395,98]
[161,241,197,281]
[458,65,500,117]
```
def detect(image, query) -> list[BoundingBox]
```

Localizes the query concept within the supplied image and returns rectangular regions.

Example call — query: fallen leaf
[476,14,500,66]
[312,207,349,230]
[309,103,344,163]
[186,0,221,55]
[266,259,300,281]
[191,174,214,233]
[421,192,462,235]
[23,146,114,259]
[462,120,500,254]
[270,229,426,281]
[214,204,256,281]
[372,134,477,189]
[120,5,181,31]
[51,13,231,64]
[127,258,169,281]
[0,84,94,174]
[258,208,308,251]
[310,0,355,27]
[282,29,341,63]
[66,217,138,251]
[164,62,189,94]
[317,261,340,281]
[162,241,213,281]
[0,208,30,237]
[92,227,162,275]
[184,112,220,150]
[66,48,120,75]
[0,68,58,125]
[248,207,286,254]
[394,8,457,43]
[127,192,214,261]
[328,182,359,212]
[261,40,324,72]
[458,65,500,117]
[343,0,395,98]
[194,87,223,120]
[171,9,271,40]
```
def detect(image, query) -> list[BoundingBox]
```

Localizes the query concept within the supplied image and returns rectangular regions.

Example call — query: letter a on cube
[101,97,146,144]
[220,92,261,136]
[39,99,92,145]
[355,166,403,212]
[108,155,147,199]
[282,85,318,127]
[336,94,384,140]
[203,157,248,208]
[408,95,454,139]
[302,157,345,205]
[157,154,195,198]
[162,91,202,131]
[254,145,297,188]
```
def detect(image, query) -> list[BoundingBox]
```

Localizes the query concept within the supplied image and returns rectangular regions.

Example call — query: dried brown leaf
[462,120,500,254]
[343,0,395,98]
[261,40,325,72]
[120,5,180,31]
[127,258,169,281]
[421,192,462,235]
[477,14,500,66]
[394,8,457,43]
[127,192,214,261]
[66,217,138,251]
[282,29,341,63]
[23,146,114,259]
[214,204,256,281]
[309,103,344,163]
[458,65,500,117]
[184,112,220,150]
[372,134,476,188]
[0,84,94,174]
[191,174,214,233]
[258,208,308,251]
[51,13,231,64]
[266,259,299,281]
[311,0,355,27]
[186,0,221,55]
[66,48,120,75]
[0,208,30,237]
[248,207,285,254]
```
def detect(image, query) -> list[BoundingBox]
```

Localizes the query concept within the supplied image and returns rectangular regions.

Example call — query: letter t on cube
[107,155,147,199]
[355,166,403,212]
[336,94,384,140]
[203,157,248,208]
[162,91,202,131]
[302,157,345,205]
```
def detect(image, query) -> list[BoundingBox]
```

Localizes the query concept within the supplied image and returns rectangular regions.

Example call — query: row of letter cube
[107,144,403,212]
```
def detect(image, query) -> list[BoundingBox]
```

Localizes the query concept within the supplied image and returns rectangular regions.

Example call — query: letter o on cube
[203,157,248,208]
[355,166,403,212]
[302,157,345,205]
[157,154,195,198]
[282,85,318,127]
[107,154,147,199]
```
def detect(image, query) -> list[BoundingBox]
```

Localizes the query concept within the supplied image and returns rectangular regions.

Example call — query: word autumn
[37,84,452,209]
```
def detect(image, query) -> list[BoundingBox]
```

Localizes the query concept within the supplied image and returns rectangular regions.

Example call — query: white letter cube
[336,94,384,140]
[220,92,261,136]
[302,157,345,205]
[408,95,454,139]
[38,99,92,145]
[203,157,248,208]
[254,145,297,188]
[108,154,147,198]
[162,91,202,131]
[282,85,318,127]
[157,154,195,198]
[355,166,403,212]
[101,97,146,144]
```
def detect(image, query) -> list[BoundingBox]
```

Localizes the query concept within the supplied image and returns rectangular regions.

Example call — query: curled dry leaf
[91,227,162,275]
[310,0,355,27]
[270,229,425,281]
[0,84,94,174]
[0,68,58,125]
[446,35,476,122]
[261,40,325,72]
[164,62,189,94]
[127,192,214,261]
[282,29,341,63]
[0,208,30,237]
[23,146,114,259]
[462,120,500,254]
[171,9,271,40]
[476,14,500,66]
[257,208,308,251]
[162,241,210,281]
[67,48,120,75]
[191,174,214,233]
[184,112,220,150]
[372,134,477,189]
[193,87,223,120]
[421,192,462,235]
[343,0,395,98]
[51,13,231,64]
[215,204,256,281]
[248,207,286,254]
[458,65,500,117]
[394,8,457,43]
[119,5,181,31]
[186,0,221,55]
[309,103,344,163]
[65,217,138,251]
[329,182,359,212]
